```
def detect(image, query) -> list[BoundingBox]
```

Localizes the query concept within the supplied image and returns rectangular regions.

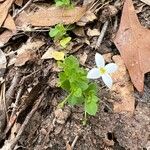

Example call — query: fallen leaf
[0,0,14,27]
[77,10,97,26]
[111,55,135,115]
[15,0,23,6]
[41,48,65,61]
[14,39,44,66]
[114,0,150,92]
[0,49,6,77]
[0,14,16,46]
[87,28,100,36]
[15,6,87,28]
[15,50,36,66]
[140,0,150,6]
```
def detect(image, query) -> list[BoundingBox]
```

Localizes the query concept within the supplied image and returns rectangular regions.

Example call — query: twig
[6,72,21,110]
[2,93,45,150]
[95,21,109,49]
[4,86,24,135]
[13,0,33,18]
[71,135,79,149]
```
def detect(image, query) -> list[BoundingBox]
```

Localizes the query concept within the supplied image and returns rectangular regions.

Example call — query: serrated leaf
[60,37,71,48]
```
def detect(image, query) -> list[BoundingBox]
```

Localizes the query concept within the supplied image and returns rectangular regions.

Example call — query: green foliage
[58,56,99,121]
[54,0,72,7]
[49,24,72,48]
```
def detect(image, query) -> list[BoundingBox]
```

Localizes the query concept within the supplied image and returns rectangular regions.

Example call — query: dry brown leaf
[114,0,150,92]
[14,40,44,66]
[87,28,100,36]
[15,6,87,28]
[15,0,23,6]
[0,14,16,46]
[0,0,14,27]
[111,55,135,115]
[77,10,97,26]
[140,0,150,6]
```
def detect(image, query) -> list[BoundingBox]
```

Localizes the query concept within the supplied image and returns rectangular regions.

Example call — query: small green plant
[49,24,72,48]
[54,0,72,7]
[58,55,99,124]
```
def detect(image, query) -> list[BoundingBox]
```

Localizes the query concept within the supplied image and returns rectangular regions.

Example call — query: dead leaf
[0,0,14,27]
[15,6,87,28]
[15,0,23,6]
[0,14,16,46]
[140,0,150,6]
[111,55,135,115]
[13,39,44,66]
[77,10,97,26]
[0,49,6,77]
[114,0,150,92]
[15,50,36,66]
[87,28,100,36]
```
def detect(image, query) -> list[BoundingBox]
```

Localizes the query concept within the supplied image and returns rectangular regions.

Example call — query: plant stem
[58,92,72,108]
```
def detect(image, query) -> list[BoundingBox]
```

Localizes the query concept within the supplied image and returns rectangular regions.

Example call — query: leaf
[0,14,16,46]
[60,37,71,48]
[140,0,150,6]
[51,51,65,61]
[0,0,14,27]
[111,55,135,115]
[41,48,65,61]
[0,49,6,77]
[14,40,44,66]
[15,6,87,28]
[114,0,150,92]
[85,101,97,115]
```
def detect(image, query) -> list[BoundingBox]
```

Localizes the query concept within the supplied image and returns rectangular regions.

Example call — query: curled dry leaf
[114,0,150,92]
[111,55,135,115]
[15,6,87,28]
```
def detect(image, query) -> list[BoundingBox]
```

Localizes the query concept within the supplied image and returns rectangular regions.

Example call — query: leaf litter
[0,0,150,149]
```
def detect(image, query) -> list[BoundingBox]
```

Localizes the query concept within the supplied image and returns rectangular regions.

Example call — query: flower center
[99,67,106,75]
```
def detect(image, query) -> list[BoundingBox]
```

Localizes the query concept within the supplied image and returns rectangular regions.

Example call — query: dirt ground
[0,0,150,150]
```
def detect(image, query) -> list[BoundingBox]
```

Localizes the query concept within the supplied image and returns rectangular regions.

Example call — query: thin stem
[58,92,72,108]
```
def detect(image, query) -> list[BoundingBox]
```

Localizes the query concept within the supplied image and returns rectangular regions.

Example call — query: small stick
[4,86,24,135]
[6,72,21,111]
[71,135,79,149]
[95,21,109,49]
[13,0,33,18]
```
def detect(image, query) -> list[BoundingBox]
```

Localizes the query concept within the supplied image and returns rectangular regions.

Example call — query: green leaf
[73,88,82,97]
[60,37,71,48]
[85,101,98,116]
[49,24,67,40]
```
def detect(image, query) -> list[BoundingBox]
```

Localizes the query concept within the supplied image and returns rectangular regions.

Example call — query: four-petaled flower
[87,53,118,89]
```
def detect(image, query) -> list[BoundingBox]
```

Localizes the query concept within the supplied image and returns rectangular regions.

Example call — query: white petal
[95,53,105,68]
[87,68,101,79]
[102,74,113,89]
[105,63,118,74]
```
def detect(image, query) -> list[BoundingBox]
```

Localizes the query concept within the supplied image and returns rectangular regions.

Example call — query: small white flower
[87,53,118,89]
